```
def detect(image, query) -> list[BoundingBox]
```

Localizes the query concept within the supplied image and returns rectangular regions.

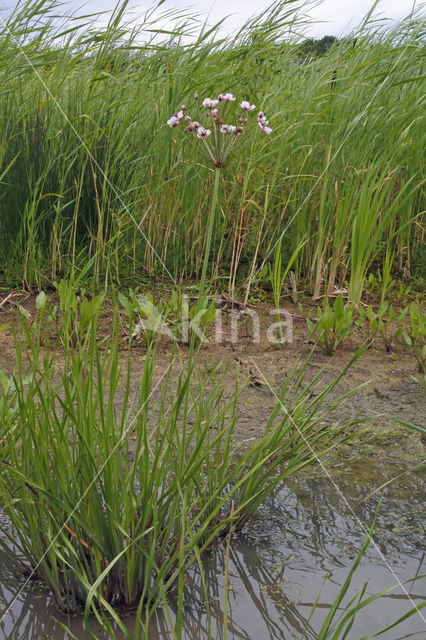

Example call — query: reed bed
[0,0,424,300]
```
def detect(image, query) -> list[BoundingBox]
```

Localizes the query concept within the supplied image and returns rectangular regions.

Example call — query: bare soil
[1,290,425,464]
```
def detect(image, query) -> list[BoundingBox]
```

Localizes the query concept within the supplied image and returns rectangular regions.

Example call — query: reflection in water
[1,461,425,639]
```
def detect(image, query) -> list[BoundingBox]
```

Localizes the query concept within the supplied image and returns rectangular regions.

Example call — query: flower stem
[200,167,220,304]
[188,166,221,357]
[182,167,221,452]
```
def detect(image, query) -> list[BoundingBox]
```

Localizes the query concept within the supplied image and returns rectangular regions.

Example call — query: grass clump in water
[0,283,366,637]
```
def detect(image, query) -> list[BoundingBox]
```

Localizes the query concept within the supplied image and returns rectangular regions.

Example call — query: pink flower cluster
[166,92,272,166]
[197,127,211,139]
[240,100,256,111]
[202,98,218,109]
[218,93,235,102]
[166,106,186,128]
[257,111,272,135]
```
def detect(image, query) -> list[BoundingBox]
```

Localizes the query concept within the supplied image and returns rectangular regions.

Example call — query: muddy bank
[0,292,424,463]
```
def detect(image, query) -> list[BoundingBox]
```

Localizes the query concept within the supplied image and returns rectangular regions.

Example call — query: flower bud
[194,93,199,100]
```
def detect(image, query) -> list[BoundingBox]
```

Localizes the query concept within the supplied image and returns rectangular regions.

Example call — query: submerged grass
[302,505,426,640]
[0,0,424,299]
[0,284,367,637]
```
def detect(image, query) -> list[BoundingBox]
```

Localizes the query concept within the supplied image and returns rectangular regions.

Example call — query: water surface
[1,460,425,639]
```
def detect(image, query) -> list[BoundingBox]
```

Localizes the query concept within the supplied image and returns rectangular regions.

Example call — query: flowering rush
[166,92,272,167]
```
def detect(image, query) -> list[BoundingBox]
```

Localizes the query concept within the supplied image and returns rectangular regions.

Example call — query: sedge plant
[0,285,371,639]
[269,235,306,344]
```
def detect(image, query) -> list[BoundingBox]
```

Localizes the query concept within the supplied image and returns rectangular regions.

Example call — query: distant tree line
[297,35,338,58]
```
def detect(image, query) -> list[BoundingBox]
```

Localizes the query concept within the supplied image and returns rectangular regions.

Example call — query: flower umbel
[166,92,272,167]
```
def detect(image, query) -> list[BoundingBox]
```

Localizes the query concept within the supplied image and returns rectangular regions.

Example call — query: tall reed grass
[0,1,424,300]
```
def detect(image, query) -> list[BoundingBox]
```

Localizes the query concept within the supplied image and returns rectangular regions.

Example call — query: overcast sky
[152,0,418,37]
[4,1,423,38]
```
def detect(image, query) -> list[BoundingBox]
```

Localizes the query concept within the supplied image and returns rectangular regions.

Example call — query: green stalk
[181,164,220,466]
[188,166,221,359]
[223,522,234,640]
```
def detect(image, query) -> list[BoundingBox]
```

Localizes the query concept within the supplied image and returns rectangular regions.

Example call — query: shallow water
[1,460,425,640]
